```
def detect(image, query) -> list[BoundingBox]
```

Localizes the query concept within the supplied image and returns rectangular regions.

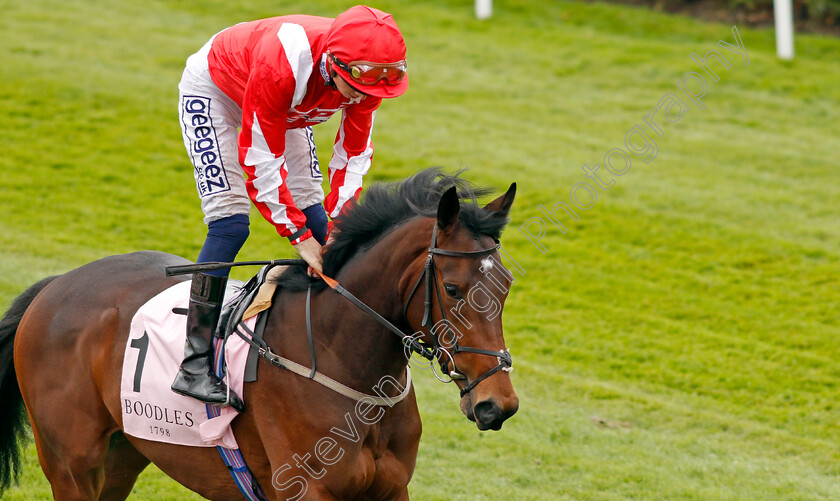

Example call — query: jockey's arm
[323,96,382,221]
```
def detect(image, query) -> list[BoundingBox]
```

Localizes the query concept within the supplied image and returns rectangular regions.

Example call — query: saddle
[214,264,288,382]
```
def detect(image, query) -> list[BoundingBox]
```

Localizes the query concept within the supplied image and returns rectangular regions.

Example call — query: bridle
[402,225,514,398]
[316,224,513,398]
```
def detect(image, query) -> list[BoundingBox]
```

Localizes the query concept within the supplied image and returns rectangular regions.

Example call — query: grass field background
[1,0,838,499]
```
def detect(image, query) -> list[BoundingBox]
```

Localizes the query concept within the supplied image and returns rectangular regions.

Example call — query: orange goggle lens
[332,55,407,86]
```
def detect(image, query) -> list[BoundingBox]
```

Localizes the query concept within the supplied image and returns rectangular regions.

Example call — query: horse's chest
[266,386,421,499]
[342,418,420,499]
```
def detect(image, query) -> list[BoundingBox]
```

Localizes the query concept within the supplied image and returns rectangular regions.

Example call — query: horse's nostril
[474,399,502,427]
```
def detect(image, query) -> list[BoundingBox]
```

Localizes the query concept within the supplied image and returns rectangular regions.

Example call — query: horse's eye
[444,284,461,298]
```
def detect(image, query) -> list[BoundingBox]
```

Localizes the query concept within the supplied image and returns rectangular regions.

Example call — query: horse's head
[402,184,519,431]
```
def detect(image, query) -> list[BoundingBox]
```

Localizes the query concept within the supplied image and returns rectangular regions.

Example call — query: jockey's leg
[179,32,250,276]
[174,34,247,410]
[196,214,250,276]
[171,270,244,411]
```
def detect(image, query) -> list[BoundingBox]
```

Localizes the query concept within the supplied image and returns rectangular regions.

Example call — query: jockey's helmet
[326,5,408,99]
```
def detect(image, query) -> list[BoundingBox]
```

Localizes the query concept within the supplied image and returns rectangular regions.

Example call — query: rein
[314,272,437,362]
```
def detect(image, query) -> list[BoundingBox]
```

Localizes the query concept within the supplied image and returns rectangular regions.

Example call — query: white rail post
[475,0,492,20]
[773,0,794,60]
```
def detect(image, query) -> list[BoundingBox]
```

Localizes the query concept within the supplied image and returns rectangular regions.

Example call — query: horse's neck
[289,220,431,391]
[326,221,429,376]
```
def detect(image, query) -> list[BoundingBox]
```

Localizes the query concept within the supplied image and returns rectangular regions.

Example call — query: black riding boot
[171,272,244,412]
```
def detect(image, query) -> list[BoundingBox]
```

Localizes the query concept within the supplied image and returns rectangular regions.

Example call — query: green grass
[1,0,838,499]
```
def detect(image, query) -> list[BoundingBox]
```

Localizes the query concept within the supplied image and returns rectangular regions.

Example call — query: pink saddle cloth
[120,281,253,449]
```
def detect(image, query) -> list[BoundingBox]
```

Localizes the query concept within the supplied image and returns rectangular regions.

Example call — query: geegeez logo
[287,106,341,124]
[181,96,231,197]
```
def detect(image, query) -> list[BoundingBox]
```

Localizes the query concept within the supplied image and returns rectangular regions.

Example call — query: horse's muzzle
[471,398,518,431]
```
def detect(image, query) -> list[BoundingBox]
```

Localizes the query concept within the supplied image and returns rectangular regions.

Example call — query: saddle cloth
[120,280,255,449]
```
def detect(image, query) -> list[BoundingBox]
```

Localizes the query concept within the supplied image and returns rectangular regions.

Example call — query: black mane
[276,168,511,291]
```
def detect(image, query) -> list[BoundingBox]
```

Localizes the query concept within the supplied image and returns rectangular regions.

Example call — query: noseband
[403,226,514,398]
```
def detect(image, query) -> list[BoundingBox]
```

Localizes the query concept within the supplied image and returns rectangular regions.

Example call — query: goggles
[331,54,407,86]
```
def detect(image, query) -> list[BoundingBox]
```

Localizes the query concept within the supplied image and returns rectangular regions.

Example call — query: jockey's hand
[293,236,323,277]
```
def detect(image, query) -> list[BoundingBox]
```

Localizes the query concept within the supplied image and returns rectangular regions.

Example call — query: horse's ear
[483,183,516,216]
[437,186,460,231]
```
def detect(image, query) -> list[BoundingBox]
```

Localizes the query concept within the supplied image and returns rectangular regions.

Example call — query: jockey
[171,5,409,411]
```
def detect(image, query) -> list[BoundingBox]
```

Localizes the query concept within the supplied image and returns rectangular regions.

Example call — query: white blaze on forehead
[481,257,494,271]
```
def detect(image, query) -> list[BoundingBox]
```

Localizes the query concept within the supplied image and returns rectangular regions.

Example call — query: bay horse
[0,168,519,500]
